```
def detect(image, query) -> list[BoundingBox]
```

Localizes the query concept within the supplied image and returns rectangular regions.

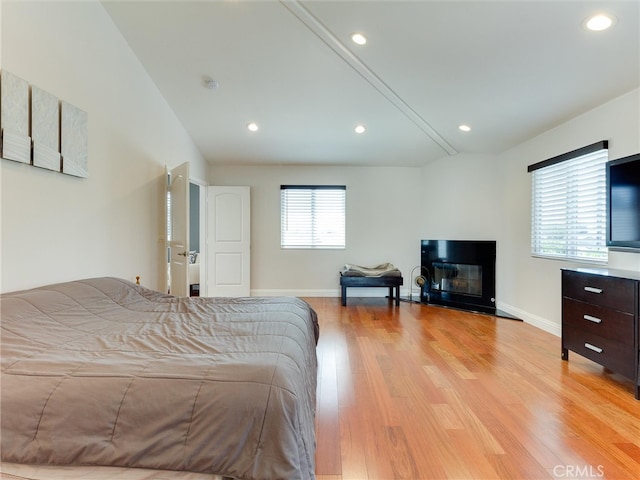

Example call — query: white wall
[209,165,422,296]
[496,88,640,334]
[421,88,640,335]
[0,0,208,293]
[418,153,502,240]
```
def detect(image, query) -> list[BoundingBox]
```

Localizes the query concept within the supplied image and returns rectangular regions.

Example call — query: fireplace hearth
[420,240,496,314]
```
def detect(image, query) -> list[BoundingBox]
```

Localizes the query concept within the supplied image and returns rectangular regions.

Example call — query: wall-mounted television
[606,152,640,250]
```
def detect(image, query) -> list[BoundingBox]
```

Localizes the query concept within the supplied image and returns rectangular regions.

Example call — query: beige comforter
[0,278,319,480]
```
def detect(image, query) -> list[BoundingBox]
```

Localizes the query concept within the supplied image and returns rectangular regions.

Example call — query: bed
[0,277,319,480]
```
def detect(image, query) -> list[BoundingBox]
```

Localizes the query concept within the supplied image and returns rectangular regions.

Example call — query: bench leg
[395,286,400,306]
[341,285,347,306]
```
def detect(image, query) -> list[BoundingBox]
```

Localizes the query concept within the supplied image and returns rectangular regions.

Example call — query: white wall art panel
[61,100,88,177]
[1,70,31,164]
[31,85,61,171]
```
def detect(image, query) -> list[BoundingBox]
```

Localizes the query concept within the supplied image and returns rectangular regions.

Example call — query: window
[281,185,346,249]
[528,141,608,262]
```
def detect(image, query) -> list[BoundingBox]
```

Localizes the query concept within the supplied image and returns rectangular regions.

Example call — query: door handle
[584,343,603,354]
[583,314,602,324]
[178,251,188,257]
[584,286,603,294]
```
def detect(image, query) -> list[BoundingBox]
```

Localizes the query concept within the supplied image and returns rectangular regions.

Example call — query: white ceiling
[101,0,640,167]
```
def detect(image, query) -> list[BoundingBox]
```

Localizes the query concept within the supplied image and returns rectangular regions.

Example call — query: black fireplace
[421,240,496,314]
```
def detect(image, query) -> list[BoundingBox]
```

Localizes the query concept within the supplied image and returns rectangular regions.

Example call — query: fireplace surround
[420,240,497,314]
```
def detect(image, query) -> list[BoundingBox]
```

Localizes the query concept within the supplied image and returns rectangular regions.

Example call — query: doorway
[166,162,206,297]
[188,182,202,296]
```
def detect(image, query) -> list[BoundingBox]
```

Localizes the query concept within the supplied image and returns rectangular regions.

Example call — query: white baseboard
[251,289,339,297]
[496,301,560,337]
[251,287,412,298]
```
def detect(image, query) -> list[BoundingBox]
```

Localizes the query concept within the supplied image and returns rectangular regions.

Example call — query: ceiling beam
[281,0,458,156]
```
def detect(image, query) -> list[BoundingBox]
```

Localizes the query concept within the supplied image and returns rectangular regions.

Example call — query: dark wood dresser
[561,267,640,399]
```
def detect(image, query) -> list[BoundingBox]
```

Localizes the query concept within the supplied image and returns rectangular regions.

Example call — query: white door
[169,162,190,297]
[206,186,250,297]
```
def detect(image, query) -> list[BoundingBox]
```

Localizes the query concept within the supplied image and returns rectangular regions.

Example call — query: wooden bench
[340,274,403,306]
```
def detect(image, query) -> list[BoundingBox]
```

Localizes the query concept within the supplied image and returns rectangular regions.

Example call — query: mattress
[0,278,319,480]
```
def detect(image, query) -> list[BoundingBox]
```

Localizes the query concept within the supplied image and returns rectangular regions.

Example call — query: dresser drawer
[562,298,634,345]
[562,331,636,379]
[562,270,636,313]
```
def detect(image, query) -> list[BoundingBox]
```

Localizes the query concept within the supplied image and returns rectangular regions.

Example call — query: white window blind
[529,141,608,262]
[167,190,172,242]
[281,185,346,249]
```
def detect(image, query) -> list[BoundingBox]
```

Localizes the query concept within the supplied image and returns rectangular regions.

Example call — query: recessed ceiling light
[585,14,615,31]
[355,124,366,134]
[351,33,367,46]
[458,124,471,132]
[247,122,259,132]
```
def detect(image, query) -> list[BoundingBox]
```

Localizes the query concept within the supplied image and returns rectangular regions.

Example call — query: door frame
[191,177,208,294]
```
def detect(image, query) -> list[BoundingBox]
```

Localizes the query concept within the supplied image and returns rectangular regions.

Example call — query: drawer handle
[583,314,602,324]
[585,343,603,354]
[584,286,603,294]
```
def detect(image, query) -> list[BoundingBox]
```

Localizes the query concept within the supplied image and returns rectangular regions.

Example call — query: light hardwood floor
[305,297,640,480]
